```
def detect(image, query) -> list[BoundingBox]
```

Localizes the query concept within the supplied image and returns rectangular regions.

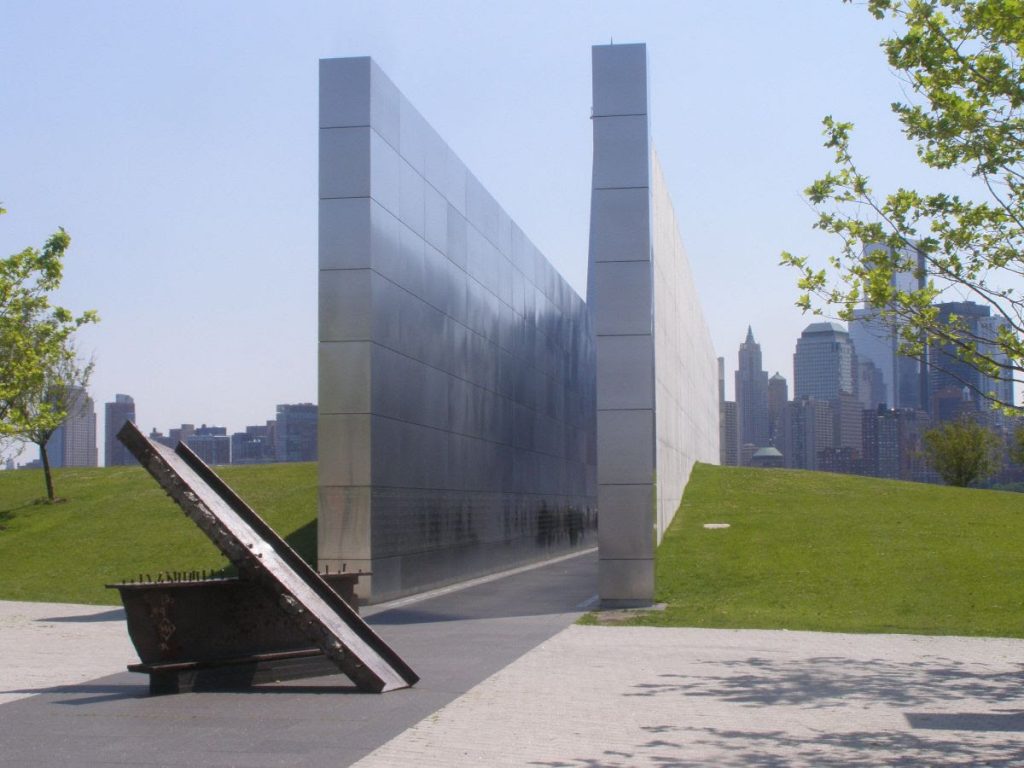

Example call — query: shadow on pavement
[38,609,126,623]
[10,682,145,707]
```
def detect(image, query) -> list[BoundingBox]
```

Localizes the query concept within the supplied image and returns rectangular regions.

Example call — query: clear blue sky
[0,1,945,457]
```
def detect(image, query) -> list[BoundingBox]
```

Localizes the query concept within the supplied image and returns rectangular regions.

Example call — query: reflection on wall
[588,43,719,605]
[318,58,597,602]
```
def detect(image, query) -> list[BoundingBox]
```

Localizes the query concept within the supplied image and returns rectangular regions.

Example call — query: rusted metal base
[108,574,364,668]
[129,650,344,695]
[115,421,419,693]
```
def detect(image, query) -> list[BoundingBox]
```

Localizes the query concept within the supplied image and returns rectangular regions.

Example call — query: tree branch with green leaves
[782,0,1024,412]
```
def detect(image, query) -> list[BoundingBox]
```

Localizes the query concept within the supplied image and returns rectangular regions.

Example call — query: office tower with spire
[735,327,770,461]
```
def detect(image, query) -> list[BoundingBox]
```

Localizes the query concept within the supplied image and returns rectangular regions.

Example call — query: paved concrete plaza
[3,550,1023,766]
[356,626,1024,767]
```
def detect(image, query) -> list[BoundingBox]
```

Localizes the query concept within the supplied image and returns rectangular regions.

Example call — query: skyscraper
[735,327,770,461]
[848,242,929,410]
[856,359,886,410]
[930,301,1014,418]
[104,394,136,466]
[767,372,788,449]
[794,322,860,459]
[718,357,738,466]
[793,322,856,401]
[785,397,833,471]
[47,386,98,468]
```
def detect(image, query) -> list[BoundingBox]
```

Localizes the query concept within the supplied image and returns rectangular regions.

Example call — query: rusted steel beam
[117,421,418,693]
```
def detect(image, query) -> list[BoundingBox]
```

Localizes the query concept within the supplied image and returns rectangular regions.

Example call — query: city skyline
[0,2,978,441]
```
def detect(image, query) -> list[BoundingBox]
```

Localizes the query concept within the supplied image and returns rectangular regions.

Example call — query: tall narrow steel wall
[318,57,597,603]
[587,43,719,605]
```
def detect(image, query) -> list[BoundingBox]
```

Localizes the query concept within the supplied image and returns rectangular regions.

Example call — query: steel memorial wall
[318,57,597,602]
[587,43,719,605]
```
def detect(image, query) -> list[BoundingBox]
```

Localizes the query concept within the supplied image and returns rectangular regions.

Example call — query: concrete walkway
[355,625,1024,767]
[0,600,135,706]
[3,552,1024,766]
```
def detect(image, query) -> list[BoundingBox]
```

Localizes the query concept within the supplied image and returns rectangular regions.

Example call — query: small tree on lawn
[1,204,98,499]
[8,350,94,501]
[923,416,1002,487]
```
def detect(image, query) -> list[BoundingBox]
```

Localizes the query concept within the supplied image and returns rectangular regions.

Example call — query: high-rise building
[848,242,929,410]
[46,386,98,468]
[862,407,933,481]
[785,397,833,471]
[793,322,856,401]
[767,372,788,450]
[719,402,738,467]
[275,403,317,462]
[104,394,136,466]
[794,323,865,461]
[856,359,886,410]
[718,357,739,466]
[833,392,863,452]
[735,327,770,461]
[929,301,1014,419]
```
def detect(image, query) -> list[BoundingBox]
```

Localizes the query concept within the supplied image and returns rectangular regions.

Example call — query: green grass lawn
[7,460,1024,637]
[615,463,1024,638]
[0,462,317,605]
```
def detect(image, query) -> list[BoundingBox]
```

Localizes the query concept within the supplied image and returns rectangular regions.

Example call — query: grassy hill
[0,462,317,605]
[619,463,1024,638]
[5,461,1024,638]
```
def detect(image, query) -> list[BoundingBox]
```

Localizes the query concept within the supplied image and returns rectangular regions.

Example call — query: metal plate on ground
[117,421,418,693]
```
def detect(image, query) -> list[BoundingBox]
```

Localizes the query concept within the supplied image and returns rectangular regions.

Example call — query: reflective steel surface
[588,44,718,605]
[319,57,597,603]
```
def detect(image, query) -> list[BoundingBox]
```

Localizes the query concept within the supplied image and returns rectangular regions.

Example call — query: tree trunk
[39,442,55,502]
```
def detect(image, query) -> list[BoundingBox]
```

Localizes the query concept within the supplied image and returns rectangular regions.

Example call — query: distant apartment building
[231,422,276,464]
[185,425,230,465]
[274,403,317,462]
[149,424,192,449]
[46,386,98,468]
[145,405,317,466]
[149,424,195,449]
[104,394,136,466]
